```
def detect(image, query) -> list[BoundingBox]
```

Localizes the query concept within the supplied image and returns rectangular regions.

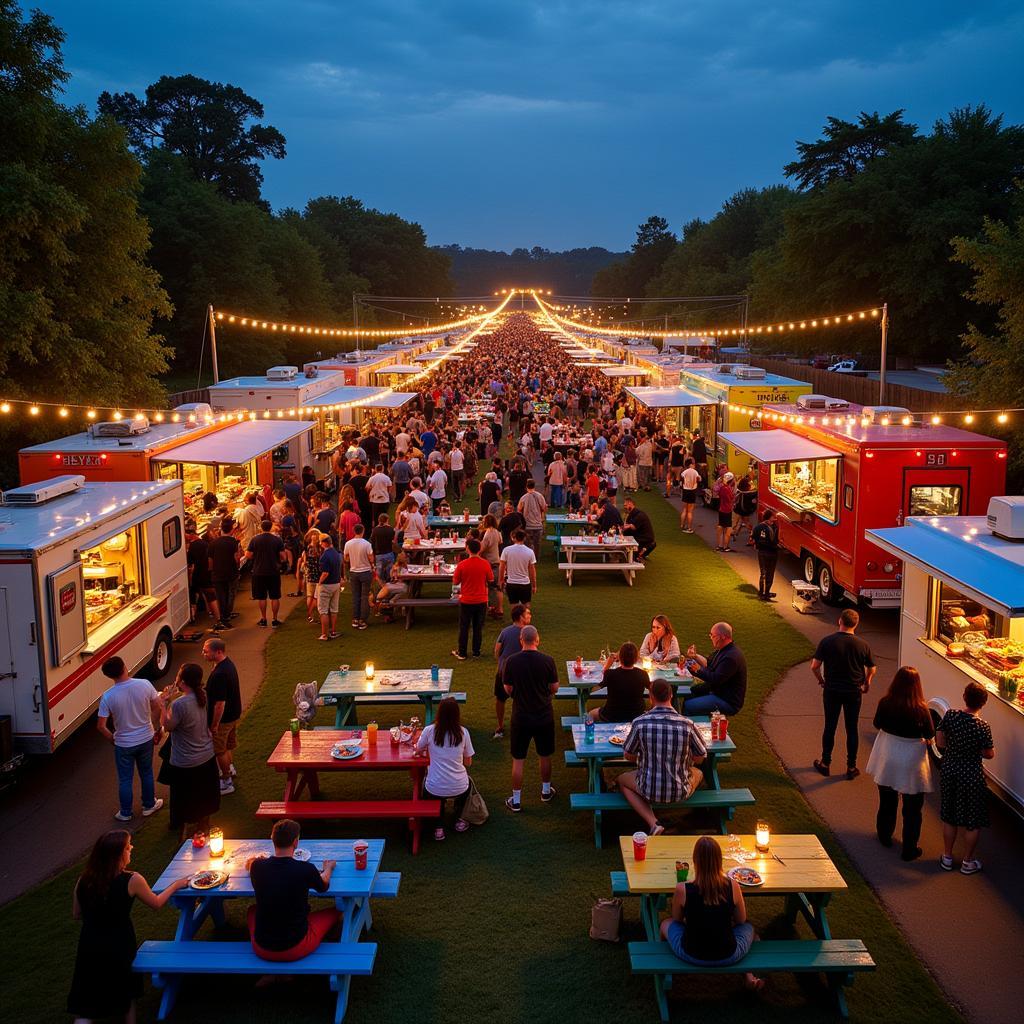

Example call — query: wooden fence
[167,388,211,407]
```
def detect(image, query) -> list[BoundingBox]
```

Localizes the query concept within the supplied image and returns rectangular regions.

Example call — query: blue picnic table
[562,660,691,718]
[320,667,454,727]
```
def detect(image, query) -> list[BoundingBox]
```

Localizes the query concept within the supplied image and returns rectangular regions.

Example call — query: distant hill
[436,245,627,296]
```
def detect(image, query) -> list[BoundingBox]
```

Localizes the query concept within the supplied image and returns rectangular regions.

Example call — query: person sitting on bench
[246,819,339,962]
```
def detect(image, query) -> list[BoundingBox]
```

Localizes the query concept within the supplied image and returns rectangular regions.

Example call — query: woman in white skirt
[865,666,934,861]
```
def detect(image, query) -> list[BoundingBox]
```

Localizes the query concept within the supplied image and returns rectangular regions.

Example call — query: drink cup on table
[366,721,378,744]
[632,831,648,861]
[676,860,689,882]
[353,841,369,870]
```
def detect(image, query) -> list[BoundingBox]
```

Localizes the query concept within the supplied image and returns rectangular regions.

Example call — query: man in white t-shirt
[499,529,538,606]
[636,436,654,491]
[395,430,411,455]
[538,418,554,450]
[97,655,164,821]
[343,523,376,629]
[449,442,466,499]
[367,463,393,524]
[680,457,702,533]
[428,466,448,507]
[408,479,430,511]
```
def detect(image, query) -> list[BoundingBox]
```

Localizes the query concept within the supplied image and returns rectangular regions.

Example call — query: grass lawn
[0,485,961,1024]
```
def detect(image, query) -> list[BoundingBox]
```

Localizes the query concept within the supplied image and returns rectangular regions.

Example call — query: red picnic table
[260,728,436,854]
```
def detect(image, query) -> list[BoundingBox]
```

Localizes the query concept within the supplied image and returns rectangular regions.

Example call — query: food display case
[769,457,840,523]
[81,530,142,632]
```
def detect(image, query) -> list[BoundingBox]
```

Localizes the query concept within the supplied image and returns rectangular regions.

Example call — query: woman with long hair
[865,666,934,861]
[639,614,680,664]
[415,697,476,842]
[660,835,762,990]
[67,830,190,1022]
[298,528,323,621]
[160,662,220,842]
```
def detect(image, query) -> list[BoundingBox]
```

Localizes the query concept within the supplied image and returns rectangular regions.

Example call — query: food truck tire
[801,553,817,586]
[815,562,843,606]
[143,629,174,680]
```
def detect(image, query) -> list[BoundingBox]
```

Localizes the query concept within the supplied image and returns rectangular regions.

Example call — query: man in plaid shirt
[619,678,707,836]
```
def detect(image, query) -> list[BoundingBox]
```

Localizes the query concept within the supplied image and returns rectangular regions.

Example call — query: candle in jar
[642,657,653,672]
[364,662,375,680]
[208,827,225,859]
[755,821,770,852]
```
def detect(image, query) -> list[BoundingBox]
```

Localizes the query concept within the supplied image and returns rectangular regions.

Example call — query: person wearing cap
[713,471,736,552]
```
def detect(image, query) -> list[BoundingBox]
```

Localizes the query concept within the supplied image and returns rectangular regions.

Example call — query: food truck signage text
[61,454,105,468]
[925,452,948,467]
[59,582,77,615]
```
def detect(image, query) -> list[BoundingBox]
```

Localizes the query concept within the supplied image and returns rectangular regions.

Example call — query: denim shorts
[666,921,754,966]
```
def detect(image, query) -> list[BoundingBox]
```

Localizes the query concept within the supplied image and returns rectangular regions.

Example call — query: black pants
[876,785,925,855]
[638,540,656,559]
[424,783,470,827]
[757,550,778,596]
[213,578,236,620]
[821,690,862,767]
[457,602,487,657]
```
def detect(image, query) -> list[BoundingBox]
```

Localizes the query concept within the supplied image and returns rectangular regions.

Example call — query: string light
[214,305,496,338]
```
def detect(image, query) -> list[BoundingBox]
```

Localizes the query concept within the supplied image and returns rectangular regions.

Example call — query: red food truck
[721,398,1007,606]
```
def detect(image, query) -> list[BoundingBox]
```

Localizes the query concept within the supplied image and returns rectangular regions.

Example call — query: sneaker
[271,619,282,628]
[960,859,983,875]
[492,728,505,739]
[114,810,133,822]
[352,620,360,629]
[141,798,164,817]
[433,827,446,841]
[216,620,234,630]
[318,634,330,641]
[846,767,860,780]
[939,854,955,871]
[505,796,521,813]
[540,785,557,803]
[257,619,268,627]
[219,779,235,795]
[229,612,240,619]
[649,823,666,837]
[813,759,830,777]
[356,621,368,630]
[451,650,467,661]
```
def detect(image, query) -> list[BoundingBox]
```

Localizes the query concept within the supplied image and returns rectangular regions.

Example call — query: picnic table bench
[558,533,645,585]
[390,594,459,629]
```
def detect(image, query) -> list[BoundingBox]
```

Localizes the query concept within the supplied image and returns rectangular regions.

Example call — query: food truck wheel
[816,562,843,606]
[144,629,174,680]
[802,553,817,585]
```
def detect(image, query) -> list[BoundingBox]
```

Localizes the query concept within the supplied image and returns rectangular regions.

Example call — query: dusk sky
[37,0,1024,251]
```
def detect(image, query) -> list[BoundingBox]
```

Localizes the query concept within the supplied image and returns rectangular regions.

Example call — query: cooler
[791,580,821,614]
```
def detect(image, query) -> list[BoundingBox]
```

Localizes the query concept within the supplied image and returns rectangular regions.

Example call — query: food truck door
[899,468,970,523]
[0,572,46,740]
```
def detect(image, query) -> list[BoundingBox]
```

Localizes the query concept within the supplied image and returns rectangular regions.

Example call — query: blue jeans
[685,694,737,716]
[376,552,395,583]
[666,921,754,965]
[349,570,372,622]
[550,484,565,508]
[115,740,155,815]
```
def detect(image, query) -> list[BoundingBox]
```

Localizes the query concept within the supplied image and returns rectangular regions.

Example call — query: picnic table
[389,563,459,628]
[562,660,691,718]
[143,838,395,1021]
[263,728,435,853]
[559,534,643,586]
[402,536,466,561]
[427,513,482,530]
[320,668,453,726]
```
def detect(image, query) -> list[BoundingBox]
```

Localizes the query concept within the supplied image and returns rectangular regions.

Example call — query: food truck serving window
[81,528,143,634]
[769,458,840,523]
[909,484,963,517]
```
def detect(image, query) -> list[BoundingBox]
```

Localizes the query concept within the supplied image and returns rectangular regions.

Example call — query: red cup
[574,665,583,678]
[353,841,369,870]
[632,831,648,862]
[719,717,728,739]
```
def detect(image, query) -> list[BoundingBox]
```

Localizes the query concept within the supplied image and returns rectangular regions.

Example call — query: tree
[592,215,676,299]
[784,110,919,191]
[98,74,286,205]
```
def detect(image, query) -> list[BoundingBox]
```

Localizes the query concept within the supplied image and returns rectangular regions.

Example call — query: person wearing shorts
[316,536,343,640]
[679,458,701,533]
[241,519,286,627]
[502,626,559,812]
[499,529,536,606]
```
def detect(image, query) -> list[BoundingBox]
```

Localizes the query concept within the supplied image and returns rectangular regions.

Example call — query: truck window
[81,528,143,634]
[162,516,182,557]
[769,458,840,523]
[909,484,962,517]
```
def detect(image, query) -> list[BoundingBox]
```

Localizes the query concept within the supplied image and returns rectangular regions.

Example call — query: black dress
[938,709,993,830]
[67,871,142,1016]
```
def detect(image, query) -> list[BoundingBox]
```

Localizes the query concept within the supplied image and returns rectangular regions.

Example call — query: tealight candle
[208,827,225,859]
[642,657,653,672]
[755,821,770,852]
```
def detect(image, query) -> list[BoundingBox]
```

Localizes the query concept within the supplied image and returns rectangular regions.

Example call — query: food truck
[677,364,813,478]
[867,497,1024,814]
[624,384,718,432]
[301,350,404,387]
[721,400,1007,606]
[0,475,188,753]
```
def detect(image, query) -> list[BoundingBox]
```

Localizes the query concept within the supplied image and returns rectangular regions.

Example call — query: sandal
[455,819,469,833]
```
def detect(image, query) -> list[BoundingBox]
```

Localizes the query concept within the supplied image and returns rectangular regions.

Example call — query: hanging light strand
[212,306,495,338]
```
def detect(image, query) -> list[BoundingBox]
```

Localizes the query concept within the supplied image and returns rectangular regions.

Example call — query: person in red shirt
[451,537,493,660]
[585,466,601,502]
[338,501,362,544]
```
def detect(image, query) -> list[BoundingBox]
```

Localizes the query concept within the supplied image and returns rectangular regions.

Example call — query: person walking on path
[679,458,700,533]
[865,667,934,861]
[451,537,493,660]
[812,609,876,779]
[619,678,707,836]
[240,518,286,627]
[517,478,548,555]
[937,681,995,875]
[316,535,343,641]
[751,508,780,600]
[493,604,531,739]
[203,637,242,796]
[209,516,241,626]
[96,657,164,822]
[684,623,747,716]
[343,522,375,631]
[502,625,559,811]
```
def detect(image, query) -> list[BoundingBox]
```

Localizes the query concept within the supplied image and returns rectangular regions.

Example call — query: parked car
[827,359,859,373]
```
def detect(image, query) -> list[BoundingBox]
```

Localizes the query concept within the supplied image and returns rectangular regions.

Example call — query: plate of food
[293,848,311,862]
[727,866,764,887]
[331,744,363,760]
[608,734,626,746]
[191,869,229,890]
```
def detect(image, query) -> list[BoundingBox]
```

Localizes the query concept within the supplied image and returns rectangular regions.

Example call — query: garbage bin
[791,581,821,614]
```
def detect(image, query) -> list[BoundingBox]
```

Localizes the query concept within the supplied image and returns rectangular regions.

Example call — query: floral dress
[938,709,993,829]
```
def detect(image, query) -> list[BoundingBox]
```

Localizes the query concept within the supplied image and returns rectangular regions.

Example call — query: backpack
[752,522,777,549]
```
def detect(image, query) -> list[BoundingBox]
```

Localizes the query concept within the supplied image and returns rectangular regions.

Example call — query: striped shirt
[623,706,707,803]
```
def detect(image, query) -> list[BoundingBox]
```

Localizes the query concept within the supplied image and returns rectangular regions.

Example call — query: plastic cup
[574,664,583,678]
[632,832,648,861]
[289,718,300,736]
[431,664,440,682]
[584,719,595,744]
[366,721,378,744]
[676,860,689,882]
[719,717,728,739]
[353,841,369,870]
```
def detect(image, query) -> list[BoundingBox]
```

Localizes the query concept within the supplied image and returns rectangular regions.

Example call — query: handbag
[590,897,623,942]
[461,776,489,825]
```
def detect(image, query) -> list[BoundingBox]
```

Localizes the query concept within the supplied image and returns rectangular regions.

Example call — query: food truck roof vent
[303,364,319,378]
[733,365,767,380]
[862,406,913,425]
[174,402,212,420]
[2,474,85,506]
[986,496,1024,542]
[797,394,850,411]
[266,365,299,381]
[92,417,150,437]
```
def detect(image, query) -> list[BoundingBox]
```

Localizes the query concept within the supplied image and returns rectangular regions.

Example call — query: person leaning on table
[684,622,747,716]
[590,642,649,724]
[246,819,340,962]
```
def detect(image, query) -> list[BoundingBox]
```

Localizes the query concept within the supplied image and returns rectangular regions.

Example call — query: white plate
[293,848,311,862]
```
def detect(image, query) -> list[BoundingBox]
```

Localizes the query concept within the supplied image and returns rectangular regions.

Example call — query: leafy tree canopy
[592,215,676,298]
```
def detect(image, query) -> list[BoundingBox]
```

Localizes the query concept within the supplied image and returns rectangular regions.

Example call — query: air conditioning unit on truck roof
[266,365,298,381]
[2,474,85,506]
[862,406,912,425]
[733,365,767,380]
[92,417,150,437]
[796,394,850,411]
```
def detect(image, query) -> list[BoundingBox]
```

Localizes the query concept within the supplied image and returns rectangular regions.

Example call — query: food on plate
[945,643,966,658]
[608,735,626,746]
[191,869,227,889]
[727,866,763,886]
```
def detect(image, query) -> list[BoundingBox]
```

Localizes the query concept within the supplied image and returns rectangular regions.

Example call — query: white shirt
[500,542,536,585]
[682,467,701,490]
[98,678,158,747]
[403,510,426,539]
[428,469,448,499]
[539,422,554,442]
[367,473,392,504]
[450,448,465,471]
[409,488,429,510]
[416,724,475,797]
[395,432,411,453]
[344,537,374,573]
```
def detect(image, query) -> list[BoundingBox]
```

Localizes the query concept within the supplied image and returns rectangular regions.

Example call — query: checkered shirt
[623,706,707,803]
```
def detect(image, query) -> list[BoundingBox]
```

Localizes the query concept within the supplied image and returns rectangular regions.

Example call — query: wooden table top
[563,661,692,686]
[319,668,453,698]
[572,719,734,757]
[561,535,638,549]
[619,835,846,895]
[267,729,430,770]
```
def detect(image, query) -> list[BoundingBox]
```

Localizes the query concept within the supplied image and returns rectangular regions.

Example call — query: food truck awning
[625,386,717,409]
[719,429,838,464]
[601,366,652,378]
[307,386,414,409]
[356,390,417,409]
[151,420,315,466]
[868,518,1024,617]
[376,364,422,375]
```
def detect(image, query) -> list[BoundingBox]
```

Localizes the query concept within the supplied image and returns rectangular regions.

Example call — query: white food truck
[0,475,189,754]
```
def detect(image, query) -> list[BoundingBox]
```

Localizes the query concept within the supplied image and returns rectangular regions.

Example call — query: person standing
[209,516,241,625]
[517,478,548,555]
[713,472,736,551]
[367,463,393,527]
[546,452,569,508]
[427,463,448,509]
[679,458,701,533]
[236,492,264,550]
[684,622,747,716]
[502,625,559,811]
[492,603,531,740]
[449,440,466,499]
[937,682,994,875]
[96,657,164,822]
[691,430,708,484]
[865,667,934,861]
[391,452,412,504]
[240,518,286,627]
[451,537,493,661]
[203,637,242,796]
[316,535,343,641]
[369,513,396,584]
[499,528,537,607]
[751,508,780,600]
[812,609,876,779]
[343,522,375,631]
[636,433,654,492]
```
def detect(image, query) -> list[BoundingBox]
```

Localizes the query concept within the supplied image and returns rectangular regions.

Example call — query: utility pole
[353,294,359,355]
[207,304,219,384]
[878,302,889,405]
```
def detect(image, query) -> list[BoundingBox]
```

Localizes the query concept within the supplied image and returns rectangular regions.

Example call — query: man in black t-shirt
[502,625,560,812]
[208,517,241,625]
[241,519,286,627]
[203,637,242,793]
[246,819,339,959]
[812,608,876,779]
[185,522,220,627]
[751,508,780,600]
